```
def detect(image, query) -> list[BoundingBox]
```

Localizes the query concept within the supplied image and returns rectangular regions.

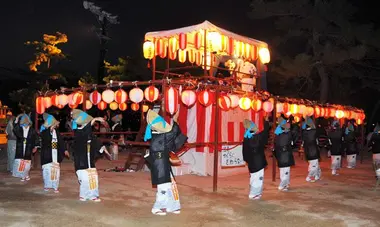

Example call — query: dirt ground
[0,149,379,227]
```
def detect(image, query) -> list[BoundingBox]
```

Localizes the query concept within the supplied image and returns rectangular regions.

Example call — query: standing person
[242,117,269,200]
[301,116,321,182]
[367,124,380,179]
[144,110,187,216]
[39,113,69,193]
[12,113,38,181]
[328,120,344,175]
[71,109,110,202]
[273,116,294,191]
[344,121,357,168]
[5,111,16,173]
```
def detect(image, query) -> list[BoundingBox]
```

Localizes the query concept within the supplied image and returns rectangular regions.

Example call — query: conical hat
[42,113,59,130]
[71,109,93,126]
[20,114,31,126]
[111,114,123,123]
[243,119,258,132]
[147,110,172,133]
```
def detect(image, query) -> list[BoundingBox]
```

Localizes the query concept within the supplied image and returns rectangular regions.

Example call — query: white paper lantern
[102,89,115,104]
[181,90,197,106]
[129,87,144,103]
[228,94,240,109]
[58,94,68,106]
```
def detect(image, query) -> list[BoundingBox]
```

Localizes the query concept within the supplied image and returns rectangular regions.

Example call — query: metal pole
[272,99,277,182]
[213,88,220,192]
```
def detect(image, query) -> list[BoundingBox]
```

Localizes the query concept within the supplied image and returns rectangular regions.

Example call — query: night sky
[0,0,378,114]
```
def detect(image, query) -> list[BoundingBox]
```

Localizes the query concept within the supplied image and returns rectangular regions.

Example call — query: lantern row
[143,31,270,64]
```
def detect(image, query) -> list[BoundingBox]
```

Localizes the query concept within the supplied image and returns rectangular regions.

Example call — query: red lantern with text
[89,90,101,105]
[181,90,197,107]
[251,99,262,112]
[144,85,159,102]
[36,97,45,114]
[97,101,107,110]
[114,89,128,104]
[131,103,140,111]
[43,97,52,109]
[263,101,274,113]
[165,87,179,115]
[119,103,127,111]
[218,95,231,111]
[228,94,240,109]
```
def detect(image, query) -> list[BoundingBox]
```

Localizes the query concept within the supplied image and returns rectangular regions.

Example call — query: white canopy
[144,20,268,48]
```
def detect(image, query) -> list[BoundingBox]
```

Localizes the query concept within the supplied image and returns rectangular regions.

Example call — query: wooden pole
[213,88,220,192]
[256,60,261,91]
[203,29,208,78]
[272,99,277,182]
[360,123,365,164]
[152,55,156,80]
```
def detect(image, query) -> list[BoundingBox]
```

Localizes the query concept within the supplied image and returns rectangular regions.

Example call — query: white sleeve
[99,146,106,153]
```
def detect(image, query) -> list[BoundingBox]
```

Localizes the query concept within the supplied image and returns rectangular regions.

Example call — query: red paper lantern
[228,94,240,109]
[51,95,59,107]
[114,89,128,104]
[181,90,197,107]
[250,45,258,61]
[155,39,165,57]
[165,87,179,115]
[314,106,321,118]
[335,110,344,119]
[263,101,274,113]
[43,97,52,109]
[198,90,214,107]
[85,100,92,110]
[179,33,187,50]
[251,99,262,112]
[119,103,127,111]
[97,101,107,110]
[70,92,83,105]
[227,37,234,56]
[144,85,159,102]
[218,95,231,111]
[306,106,314,116]
[89,90,101,105]
[131,103,140,111]
[188,49,196,63]
[35,97,45,115]
[68,103,78,109]
[194,32,202,49]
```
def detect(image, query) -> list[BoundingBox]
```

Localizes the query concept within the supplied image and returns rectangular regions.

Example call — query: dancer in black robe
[71,109,110,202]
[242,117,269,200]
[12,113,38,181]
[273,116,294,191]
[144,110,187,216]
[328,120,344,175]
[344,121,357,168]
[301,116,321,182]
[39,113,69,192]
[367,124,380,179]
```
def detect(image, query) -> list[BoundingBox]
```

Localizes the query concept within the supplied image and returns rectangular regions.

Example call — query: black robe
[40,128,66,165]
[344,131,357,155]
[302,129,320,160]
[369,133,380,154]
[13,123,38,160]
[146,122,187,185]
[242,121,269,173]
[72,124,103,171]
[328,128,343,156]
[274,132,295,168]
[111,123,123,140]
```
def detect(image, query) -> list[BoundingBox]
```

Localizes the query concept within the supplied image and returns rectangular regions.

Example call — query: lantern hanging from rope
[144,85,159,102]
[58,94,68,106]
[43,97,52,109]
[35,97,45,114]
[239,97,251,111]
[119,103,127,111]
[85,100,92,110]
[129,87,144,103]
[131,103,140,111]
[178,33,187,50]
[102,89,115,104]
[165,87,179,115]
[109,102,118,111]
[89,90,101,105]
[259,47,270,64]
[142,104,149,113]
[198,90,214,107]
[218,95,231,111]
[97,101,107,110]
[181,90,197,107]
[251,99,262,112]
[228,94,240,109]
[114,89,128,104]
[51,95,59,107]
[262,101,274,113]
[143,40,154,60]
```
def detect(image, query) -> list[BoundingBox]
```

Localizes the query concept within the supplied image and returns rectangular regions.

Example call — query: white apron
[347,154,357,168]
[331,155,341,171]
[279,167,290,191]
[306,159,321,181]
[249,168,264,199]
[12,127,31,180]
[152,175,180,215]
[42,130,60,190]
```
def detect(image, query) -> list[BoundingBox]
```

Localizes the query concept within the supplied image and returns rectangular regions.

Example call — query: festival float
[34,21,365,192]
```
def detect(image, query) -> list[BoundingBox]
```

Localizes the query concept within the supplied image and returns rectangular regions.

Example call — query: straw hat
[42,113,60,129]
[111,114,122,123]
[243,119,258,132]
[19,114,31,126]
[71,109,93,126]
[147,110,172,133]
[6,111,13,116]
